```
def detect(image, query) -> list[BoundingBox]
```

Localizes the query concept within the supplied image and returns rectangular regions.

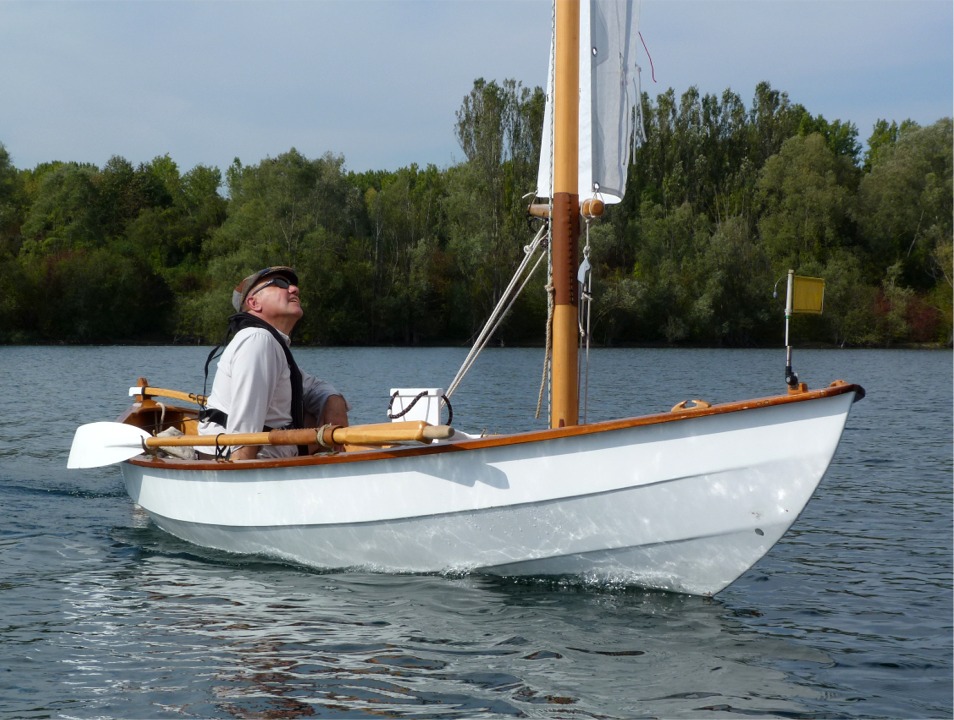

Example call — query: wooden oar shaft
[131,386,207,405]
[143,421,453,449]
[145,428,318,449]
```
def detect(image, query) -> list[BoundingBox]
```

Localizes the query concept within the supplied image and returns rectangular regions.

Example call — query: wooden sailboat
[67,0,864,596]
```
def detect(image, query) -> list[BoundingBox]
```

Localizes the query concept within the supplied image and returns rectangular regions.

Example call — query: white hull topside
[120,386,861,595]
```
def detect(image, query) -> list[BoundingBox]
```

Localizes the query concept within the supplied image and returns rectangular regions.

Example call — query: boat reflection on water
[57,529,829,718]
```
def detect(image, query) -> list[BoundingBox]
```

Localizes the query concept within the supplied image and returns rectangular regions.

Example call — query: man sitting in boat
[198,266,349,460]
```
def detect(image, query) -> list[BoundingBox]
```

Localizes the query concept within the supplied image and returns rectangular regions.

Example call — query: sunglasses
[249,276,293,298]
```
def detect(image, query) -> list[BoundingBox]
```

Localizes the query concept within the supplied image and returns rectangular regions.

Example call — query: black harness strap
[201,313,307,455]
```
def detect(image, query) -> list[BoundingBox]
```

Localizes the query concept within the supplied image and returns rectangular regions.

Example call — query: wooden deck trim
[123,381,864,472]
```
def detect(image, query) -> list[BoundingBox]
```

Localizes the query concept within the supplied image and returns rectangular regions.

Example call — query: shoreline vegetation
[8,340,951,351]
[1,80,950,349]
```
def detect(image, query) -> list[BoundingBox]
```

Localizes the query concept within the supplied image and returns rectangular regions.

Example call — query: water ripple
[0,346,950,718]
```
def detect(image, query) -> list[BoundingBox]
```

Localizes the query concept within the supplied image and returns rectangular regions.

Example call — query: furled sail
[536,0,644,205]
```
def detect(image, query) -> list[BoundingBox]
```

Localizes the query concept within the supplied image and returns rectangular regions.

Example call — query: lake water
[1,345,951,718]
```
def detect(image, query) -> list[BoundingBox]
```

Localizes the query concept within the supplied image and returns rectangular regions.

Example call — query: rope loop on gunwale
[387,390,454,426]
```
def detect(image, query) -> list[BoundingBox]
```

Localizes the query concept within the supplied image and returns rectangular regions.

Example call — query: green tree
[449,78,545,341]
[857,118,953,291]
[587,221,645,345]
[1,76,950,348]
[0,144,24,246]
[0,145,26,340]
[797,113,861,161]
[186,149,361,343]
[96,156,143,240]
[929,240,953,344]
[20,162,102,255]
[748,82,805,167]
[688,215,773,345]
[818,249,878,346]
[863,118,920,171]
[629,199,711,343]
[756,133,857,271]
[363,164,448,344]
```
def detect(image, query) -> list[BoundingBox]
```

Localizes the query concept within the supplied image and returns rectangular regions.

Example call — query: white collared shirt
[200,326,297,458]
[198,327,347,459]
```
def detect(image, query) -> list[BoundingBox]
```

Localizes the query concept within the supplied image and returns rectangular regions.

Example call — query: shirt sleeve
[302,371,349,419]
[226,330,286,434]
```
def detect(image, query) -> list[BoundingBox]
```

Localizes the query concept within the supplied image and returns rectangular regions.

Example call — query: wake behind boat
[67,0,864,596]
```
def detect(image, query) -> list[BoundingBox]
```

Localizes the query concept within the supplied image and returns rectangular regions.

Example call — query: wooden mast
[550,0,580,428]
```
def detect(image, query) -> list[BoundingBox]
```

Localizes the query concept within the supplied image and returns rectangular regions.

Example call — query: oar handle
[142,421,454,449]
[328,421,454,446]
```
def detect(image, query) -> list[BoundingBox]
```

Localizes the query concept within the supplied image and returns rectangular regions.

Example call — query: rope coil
[387,391,454,426]
[315,424,336,451]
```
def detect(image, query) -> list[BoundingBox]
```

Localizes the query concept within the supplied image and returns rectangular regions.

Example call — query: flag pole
[784,269,799,389]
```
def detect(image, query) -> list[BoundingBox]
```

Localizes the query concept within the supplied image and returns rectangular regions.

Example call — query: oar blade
[67,422,152,469]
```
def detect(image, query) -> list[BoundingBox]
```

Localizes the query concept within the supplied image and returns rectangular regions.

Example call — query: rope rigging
[578,217,594,422]
[446,0,632,421]
[445,223,550,400]
[444,205,602,423]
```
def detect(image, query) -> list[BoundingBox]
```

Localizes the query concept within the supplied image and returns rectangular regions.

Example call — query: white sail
[536,0,643,205]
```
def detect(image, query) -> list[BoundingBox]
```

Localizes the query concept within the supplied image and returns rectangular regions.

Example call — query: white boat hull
[120,386,860,595]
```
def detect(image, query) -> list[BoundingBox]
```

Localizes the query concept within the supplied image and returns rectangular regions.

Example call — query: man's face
[245,276,303,328]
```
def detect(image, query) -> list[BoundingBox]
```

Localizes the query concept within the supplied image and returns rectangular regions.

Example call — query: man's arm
[320,394,349,427]
[230,445,259,461]
[302,374,350,427]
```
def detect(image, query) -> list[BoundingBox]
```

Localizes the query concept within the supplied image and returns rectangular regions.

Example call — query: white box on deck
[389,388,444,425]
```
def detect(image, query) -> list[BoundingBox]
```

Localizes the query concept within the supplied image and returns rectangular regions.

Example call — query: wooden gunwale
[123,381,864,472]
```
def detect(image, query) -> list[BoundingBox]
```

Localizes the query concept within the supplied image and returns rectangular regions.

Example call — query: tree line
[0,79,950,347]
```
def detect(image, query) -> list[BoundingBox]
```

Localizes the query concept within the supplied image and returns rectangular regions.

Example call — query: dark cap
[232,266,298,312]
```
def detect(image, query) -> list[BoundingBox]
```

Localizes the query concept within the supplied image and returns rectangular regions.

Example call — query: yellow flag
[792,275,825,314]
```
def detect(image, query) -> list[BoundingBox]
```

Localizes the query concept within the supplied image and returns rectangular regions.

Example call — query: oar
[67,421,455,469]
[128,385,207,405]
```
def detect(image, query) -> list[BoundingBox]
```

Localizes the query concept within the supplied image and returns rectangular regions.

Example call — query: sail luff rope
[538,0,557,421]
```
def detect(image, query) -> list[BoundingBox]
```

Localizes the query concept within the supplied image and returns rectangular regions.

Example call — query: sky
[1,0,951,175]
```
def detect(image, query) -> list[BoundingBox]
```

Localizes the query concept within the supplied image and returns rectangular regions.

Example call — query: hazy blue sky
[2,0,951,174]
